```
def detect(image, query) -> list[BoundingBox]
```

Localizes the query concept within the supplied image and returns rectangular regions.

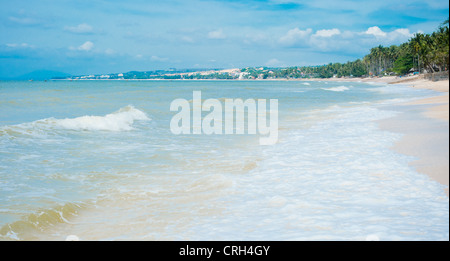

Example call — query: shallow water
[0,80,448,240]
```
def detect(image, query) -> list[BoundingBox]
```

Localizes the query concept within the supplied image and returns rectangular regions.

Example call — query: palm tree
[410,33,426,73]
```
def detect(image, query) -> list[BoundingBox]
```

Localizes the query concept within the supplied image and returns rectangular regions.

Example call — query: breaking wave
[322,86,350,92]
[1,105,150,136]
[54,105,150,131]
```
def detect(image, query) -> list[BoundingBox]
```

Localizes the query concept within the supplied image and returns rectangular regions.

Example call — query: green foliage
[393,53,414,75]
[365,18,449,76]
[253,19,448,79]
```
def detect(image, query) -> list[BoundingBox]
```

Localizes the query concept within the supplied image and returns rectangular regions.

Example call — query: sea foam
[1,105,150,136]
[54,105,149,131]
[322,86,350,92]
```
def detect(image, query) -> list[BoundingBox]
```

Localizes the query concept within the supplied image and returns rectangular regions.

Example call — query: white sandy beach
[381,77,449,196]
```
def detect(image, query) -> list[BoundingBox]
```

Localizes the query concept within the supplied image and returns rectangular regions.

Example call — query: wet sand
[378,77,449,196]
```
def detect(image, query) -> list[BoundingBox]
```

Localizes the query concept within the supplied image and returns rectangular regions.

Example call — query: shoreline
[317,74,449,195]
[377,78,449,196]
[7,74,439,83]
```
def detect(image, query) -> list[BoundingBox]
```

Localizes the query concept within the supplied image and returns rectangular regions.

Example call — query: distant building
[238,72,249,80]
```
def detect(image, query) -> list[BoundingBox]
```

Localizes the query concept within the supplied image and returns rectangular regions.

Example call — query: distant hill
[10,70,71,81]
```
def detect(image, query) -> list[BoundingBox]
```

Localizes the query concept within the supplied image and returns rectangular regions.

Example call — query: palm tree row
[410,19,449,73]
[289,18,449,78]
[365,18,449,76]
[363,45,400,76]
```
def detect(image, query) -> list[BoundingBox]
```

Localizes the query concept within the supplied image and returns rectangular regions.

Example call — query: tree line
[314,18,449,78]
[261,18,449,79]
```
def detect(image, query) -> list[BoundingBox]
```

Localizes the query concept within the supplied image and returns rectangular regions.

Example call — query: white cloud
[208,29,226,39]
[365,26,387,37]
[309,29,346,51]
[383,28,414,43]
[390,28,412,38]
[150,55,169,62]
[274,25,417,54]
[8,16,40,25]
[65,23,94,34]
[361,26,413,45]
[78,41,94,51]
[314,28,341,37]
[279,28,313,46]
[5,43,34,48]
[70,41,94,51]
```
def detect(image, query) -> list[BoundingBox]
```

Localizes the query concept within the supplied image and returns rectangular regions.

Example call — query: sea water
[0,80,448,240]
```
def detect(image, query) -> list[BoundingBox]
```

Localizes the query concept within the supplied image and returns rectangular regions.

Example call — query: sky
[0,0,448,78]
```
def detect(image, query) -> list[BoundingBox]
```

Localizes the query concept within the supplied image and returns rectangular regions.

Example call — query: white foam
[322,86,350,92]
[65,235,80,241]
[54,105,149,131]
[366,234,380,241]
[1,105,150,135]
[181,104,449,240]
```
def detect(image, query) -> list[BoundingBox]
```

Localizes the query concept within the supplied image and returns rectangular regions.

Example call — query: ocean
[0,80,448,240]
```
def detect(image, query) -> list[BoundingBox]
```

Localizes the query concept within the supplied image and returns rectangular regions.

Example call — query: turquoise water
[0,80,448,240]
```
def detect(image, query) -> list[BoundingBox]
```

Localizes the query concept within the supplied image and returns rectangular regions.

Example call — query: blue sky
[0,0,448,78]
